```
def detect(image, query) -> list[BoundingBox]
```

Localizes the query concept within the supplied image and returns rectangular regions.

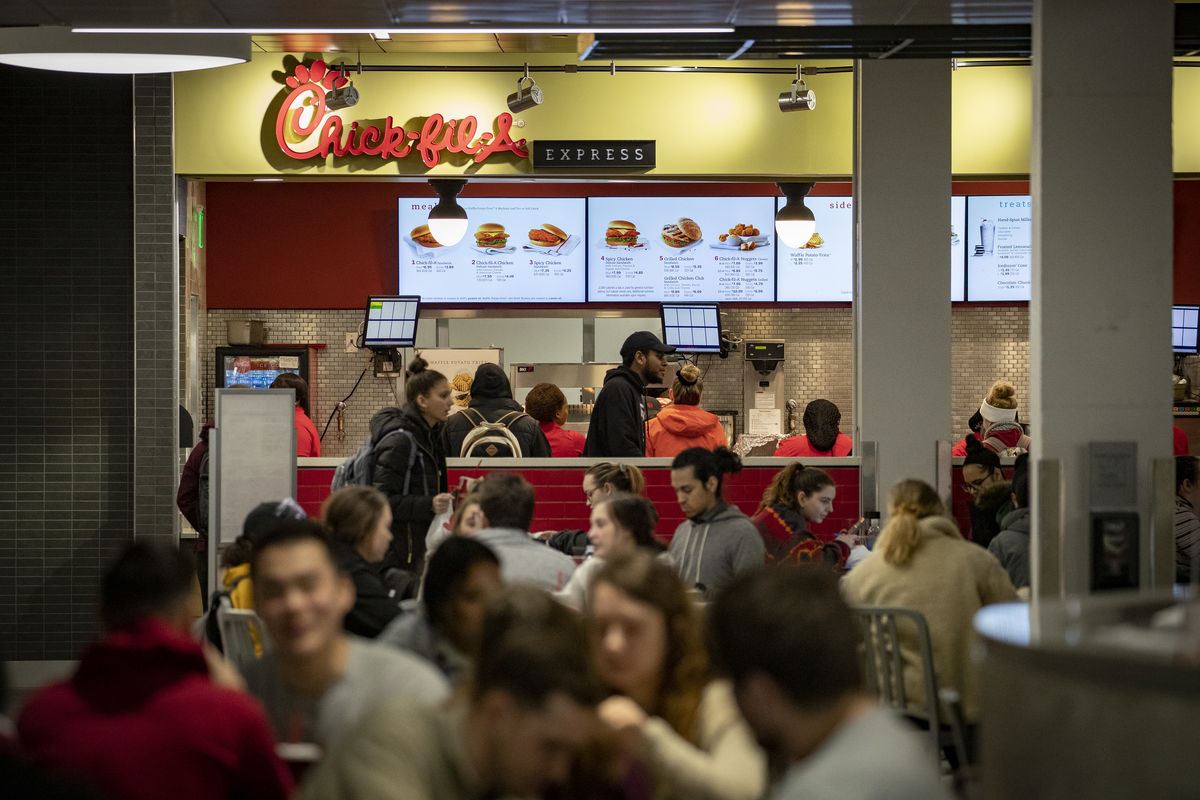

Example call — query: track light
[427,179,469,247]
[325,82,359,110]
[776,182,817,249]
[778,65,815,112]
[507,62,544,113]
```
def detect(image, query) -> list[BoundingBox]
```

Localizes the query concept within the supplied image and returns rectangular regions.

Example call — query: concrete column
[854,60,952,508]
[1030,0,1174,601]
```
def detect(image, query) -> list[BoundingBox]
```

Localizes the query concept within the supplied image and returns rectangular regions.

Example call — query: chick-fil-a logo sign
[274,60,528,168]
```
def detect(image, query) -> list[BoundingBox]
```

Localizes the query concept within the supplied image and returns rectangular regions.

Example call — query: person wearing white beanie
[978,381,1031,455]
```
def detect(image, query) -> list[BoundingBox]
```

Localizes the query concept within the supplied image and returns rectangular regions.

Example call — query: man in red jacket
[17,542,293,800]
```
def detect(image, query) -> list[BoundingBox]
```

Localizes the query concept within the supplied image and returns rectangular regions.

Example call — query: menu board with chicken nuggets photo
[398,198,586,302]
[587,196,775,301]
[776,196,853,301]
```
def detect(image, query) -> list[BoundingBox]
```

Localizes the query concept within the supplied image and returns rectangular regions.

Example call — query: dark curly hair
[524,382,566,423]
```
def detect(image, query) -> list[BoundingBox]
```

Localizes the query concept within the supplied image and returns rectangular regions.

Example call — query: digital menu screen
[398,198,586,302]
[586,197,775,302]
[965,195,1032,301]
[776,196,853,301]
[951,195,966,302]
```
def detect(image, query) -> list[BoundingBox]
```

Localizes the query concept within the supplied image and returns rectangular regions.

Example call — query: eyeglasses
[961,469,997,495]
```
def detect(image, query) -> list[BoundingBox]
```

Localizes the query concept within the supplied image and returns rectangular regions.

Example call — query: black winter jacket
[583,365,647,457]
[370,403,447,574]
[331,541,402,638]
[441,364,551,458]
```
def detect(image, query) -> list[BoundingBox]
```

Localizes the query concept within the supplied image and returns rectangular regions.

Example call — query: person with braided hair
[842,479,1017,730]
[773,399,852,458]
[645,363,727,458]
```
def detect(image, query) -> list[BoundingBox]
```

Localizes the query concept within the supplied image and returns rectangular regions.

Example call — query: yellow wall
[173,53,1198,178]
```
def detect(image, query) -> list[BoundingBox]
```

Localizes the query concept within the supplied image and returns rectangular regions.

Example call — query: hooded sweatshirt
[668,502,765,599]
[584,365,648,457]
[441,363,551,458]
[17,618,292,800]
[645,403,728,458]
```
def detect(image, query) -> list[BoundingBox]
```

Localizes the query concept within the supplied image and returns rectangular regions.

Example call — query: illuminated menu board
[965,195,1032,301]
[951,195,966,302]
[398,198,586,302]
[586,196,776,301]
[776,196,853,301]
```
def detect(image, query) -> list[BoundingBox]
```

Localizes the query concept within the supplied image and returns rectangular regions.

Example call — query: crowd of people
[13,333,1196,799]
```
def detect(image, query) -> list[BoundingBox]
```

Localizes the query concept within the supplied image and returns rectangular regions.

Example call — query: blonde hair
[671,364,704,406]
[875,479,949,566]
[985,380,1018,410]
[585,462,646,496]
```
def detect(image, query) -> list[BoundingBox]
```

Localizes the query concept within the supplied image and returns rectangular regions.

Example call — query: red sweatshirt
[18,618,293,800]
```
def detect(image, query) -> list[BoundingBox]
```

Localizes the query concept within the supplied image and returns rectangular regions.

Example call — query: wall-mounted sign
[532,140,656,169]
[274,60,529,169]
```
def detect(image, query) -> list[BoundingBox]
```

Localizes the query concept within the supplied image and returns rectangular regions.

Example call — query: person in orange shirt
[270,372,321,456]
[773,399,852,458]
[645,363,727,457]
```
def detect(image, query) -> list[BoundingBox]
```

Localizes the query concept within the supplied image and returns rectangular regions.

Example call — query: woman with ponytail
[750,462,855,567]
[645,363,728,457]
[843,479,1017,728]
[369,356,454,579]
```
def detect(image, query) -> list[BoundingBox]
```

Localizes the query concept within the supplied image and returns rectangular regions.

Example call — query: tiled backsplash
[203,306,1028,459]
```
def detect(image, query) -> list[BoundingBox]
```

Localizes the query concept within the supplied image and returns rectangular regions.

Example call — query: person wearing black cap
[584,330,675,457]
[440,363,551,458]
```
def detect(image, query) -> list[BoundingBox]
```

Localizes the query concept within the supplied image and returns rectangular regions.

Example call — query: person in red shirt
[644,363,727,457]
[1175,425,1190,456]
[525,382,586,458]
[271,372,321,456]
[17,542,293,800]
[774,399,853,458]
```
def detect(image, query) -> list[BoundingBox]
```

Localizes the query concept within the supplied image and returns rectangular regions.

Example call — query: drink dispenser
[743,340,786,435]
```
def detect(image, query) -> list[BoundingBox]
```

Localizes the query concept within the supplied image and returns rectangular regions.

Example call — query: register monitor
[661,302,721,353]
[363,295,421,348]
[1173,305,1199,354]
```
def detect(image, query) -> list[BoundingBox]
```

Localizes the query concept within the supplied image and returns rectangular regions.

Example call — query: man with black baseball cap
[583,330,675,457]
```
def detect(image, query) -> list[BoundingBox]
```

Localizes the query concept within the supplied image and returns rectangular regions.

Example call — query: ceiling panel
[0,0,61,25]
[34,0,230,27]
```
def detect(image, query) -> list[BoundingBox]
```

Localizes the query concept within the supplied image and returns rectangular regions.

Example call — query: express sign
[274,60,529,168]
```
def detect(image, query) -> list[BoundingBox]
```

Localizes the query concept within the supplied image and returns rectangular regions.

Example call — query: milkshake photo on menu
[965,194,1032,301]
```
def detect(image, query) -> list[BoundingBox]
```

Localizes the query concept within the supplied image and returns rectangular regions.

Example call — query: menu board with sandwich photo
[586,196,776,302]
[776,196,852,301]
[965,195,1032,301]
[398,198,586,302]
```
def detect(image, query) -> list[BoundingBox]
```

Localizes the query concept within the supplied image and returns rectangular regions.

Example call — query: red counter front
[299,457,863,542]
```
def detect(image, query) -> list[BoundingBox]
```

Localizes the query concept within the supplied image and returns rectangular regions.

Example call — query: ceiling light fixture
[0,26,249,74]
[507,63,543,113]
[778,65,816,112]
[325,69,359,110]
[775,182,817,249]
[372,32,392,41]
[73,26,735,35]
[427,179,469,247]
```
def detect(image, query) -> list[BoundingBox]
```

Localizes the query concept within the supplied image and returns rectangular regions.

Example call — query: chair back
[851,605,942,758]
[217,602,272,671]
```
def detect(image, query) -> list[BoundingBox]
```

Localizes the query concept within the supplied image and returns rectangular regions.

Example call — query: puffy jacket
[645,403,728,458]
[176,422,213,542]
[370,403,448,574]
[440,364,550,458]
[332,541,402,638]
[988,506,1031,589]
[583,365,648,457]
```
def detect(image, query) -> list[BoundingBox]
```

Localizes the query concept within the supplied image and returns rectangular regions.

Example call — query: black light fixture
[506,62,544,113]
[325,83,359,110]
[778,65,816,112]
[427,179,468,247]
[775,182,817,248]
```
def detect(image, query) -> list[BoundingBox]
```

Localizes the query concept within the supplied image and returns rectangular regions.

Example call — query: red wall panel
[1176,181,1200,304]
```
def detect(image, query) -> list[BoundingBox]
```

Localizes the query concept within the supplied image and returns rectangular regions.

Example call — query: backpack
[331,427,418,492]
[458,409,527,458]
[983,433,1031,458]
[203,573,249,654]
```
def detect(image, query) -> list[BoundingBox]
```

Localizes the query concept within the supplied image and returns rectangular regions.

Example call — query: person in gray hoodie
[667,447,765,599]
[988,453,1030,590]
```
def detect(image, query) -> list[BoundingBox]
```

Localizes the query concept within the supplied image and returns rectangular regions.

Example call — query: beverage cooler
[215,345,312,394]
